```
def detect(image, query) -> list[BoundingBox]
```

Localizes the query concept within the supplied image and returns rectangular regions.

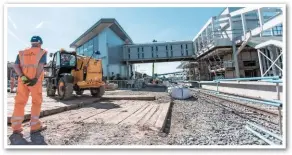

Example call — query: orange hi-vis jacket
[18,47,47,79]
[11,47,47,132]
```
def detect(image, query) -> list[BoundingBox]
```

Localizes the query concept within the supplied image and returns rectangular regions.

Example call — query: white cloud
[35,21,44,29]
[8,16,17,30]
[8,29,29,47]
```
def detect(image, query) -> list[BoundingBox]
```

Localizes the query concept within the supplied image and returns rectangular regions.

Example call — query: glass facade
[78,45,84,55]
[93,35,99,59]
[87,39,93,56]
[83,42,89,56]
[77,35,99,59]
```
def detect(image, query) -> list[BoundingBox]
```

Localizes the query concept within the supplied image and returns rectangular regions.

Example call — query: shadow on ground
[46,95,122,110]
[47,94,101,105]
[88,101,121,109]
[9,132,47,145]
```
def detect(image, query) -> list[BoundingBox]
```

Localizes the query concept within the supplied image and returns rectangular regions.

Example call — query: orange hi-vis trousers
[10,78,43,132]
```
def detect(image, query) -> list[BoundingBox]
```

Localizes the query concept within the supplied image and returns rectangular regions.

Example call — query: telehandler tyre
[46,83,56,97]
[57,77,74,100]
[47,88,56,97]
[75,90,84,96]
[90,85,105,98]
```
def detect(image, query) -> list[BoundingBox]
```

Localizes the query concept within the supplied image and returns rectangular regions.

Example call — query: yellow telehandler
[44,49,105,100]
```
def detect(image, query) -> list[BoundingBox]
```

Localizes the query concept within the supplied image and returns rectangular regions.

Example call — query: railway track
[194,89,283,145]
[197,90,279,116]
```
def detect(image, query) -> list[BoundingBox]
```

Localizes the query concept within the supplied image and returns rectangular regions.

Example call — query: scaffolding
[191,7,283,79]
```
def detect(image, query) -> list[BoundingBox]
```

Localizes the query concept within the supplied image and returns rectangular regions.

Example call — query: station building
[70,7,283,80]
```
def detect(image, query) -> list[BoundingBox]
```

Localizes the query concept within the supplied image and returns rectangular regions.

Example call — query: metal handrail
[261,79,283,83]
[214,76,279,82]
[215,92,282,107]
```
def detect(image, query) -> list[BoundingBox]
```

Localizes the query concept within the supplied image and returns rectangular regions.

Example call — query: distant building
[70,18,134,79]
[7,62,16,80]
[70,7,283,80]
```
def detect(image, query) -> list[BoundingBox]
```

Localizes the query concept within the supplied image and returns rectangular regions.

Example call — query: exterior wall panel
[123,41,193,61]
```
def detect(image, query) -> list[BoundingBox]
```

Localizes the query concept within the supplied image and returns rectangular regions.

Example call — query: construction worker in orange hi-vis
[11,36,47,135]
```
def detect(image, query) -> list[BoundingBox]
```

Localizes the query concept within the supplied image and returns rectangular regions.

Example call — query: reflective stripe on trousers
[12,78,43,132]
[30,116,42,131]
[10,116,24,131]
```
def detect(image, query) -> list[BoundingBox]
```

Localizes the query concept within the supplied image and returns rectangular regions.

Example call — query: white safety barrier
[171,87,193,99]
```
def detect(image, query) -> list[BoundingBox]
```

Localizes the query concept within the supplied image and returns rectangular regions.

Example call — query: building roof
[70,18,133,48]
[247,36,282,48]
[125,40,193,47]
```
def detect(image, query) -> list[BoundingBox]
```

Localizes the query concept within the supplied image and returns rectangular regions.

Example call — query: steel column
[232,42,240,78]
[276,83,282,135]
[257,49,264,77]
[268,46,277,76]
[241,13,247,35]
[211,17,215,41]
[258,8,264,37]
[229,15,240,78]
[152,62,155,77]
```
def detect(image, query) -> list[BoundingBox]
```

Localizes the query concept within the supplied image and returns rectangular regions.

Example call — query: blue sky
[7,7,224,75]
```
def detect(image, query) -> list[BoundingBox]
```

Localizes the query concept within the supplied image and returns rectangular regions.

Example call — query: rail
[214,76,279,82]
[198,76,283,135]
[245,122,282,145]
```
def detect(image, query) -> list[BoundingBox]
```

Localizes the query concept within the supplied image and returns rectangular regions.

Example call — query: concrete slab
[7,93,100,123]
[106,102,145,124]
[137,104,159,127]
[7,91,156,123]
[7,90,171,132]
[73,100,171,131]
[155,102,171,131]
[101,95,155,101]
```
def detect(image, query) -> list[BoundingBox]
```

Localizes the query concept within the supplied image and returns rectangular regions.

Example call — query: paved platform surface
[7,91,156,123]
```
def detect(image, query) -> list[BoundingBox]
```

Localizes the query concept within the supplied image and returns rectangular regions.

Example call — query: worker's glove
[27,78,38,86]
[21,76,30,84]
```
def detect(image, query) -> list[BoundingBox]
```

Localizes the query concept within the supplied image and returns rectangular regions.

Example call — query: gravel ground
[7,90,281,145]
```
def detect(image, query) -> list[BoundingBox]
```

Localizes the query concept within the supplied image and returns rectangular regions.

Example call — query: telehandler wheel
[47,88,56,97]
[57,77,74,100]
[75,90,84,96]
[90,85,105,98]
[46,82,56,97]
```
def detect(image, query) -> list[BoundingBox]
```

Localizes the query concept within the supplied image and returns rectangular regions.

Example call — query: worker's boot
[12,129,23,136]
[30,125,47,134]
[30,119,47,134]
